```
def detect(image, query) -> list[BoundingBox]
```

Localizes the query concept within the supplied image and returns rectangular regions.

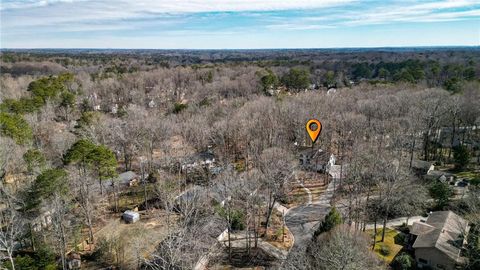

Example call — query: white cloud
[1,0,79,10]
[261,0,480,30]
[339,0,480,26]
[1,0,356,12]
[266,23,335,30]
[0,0,357,31]
[1,0,479,46]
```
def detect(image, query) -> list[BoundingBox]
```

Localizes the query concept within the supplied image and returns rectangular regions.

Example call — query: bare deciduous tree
[307,225,382,270]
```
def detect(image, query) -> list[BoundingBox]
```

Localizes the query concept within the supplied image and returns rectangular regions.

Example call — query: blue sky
[1,0,479,49]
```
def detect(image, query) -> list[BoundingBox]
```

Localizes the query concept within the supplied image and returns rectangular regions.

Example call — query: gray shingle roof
[411,159,434,170]
[412,211,469,263]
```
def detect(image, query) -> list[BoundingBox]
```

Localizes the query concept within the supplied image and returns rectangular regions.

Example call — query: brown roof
[412,211,469,263]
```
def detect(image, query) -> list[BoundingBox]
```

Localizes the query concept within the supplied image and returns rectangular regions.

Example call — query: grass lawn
[455,171,480,180]
[366,228,403,263]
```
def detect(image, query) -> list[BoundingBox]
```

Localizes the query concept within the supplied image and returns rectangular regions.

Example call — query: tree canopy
[0,112,32,145]
[453,145,470,170]
[282,67,310,90]
[26,168,68,210]
[429,181,453,209]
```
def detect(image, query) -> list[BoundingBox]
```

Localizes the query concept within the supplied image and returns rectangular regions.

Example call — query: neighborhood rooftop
[411,211,469,263]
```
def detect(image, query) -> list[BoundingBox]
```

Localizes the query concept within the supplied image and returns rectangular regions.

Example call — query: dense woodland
[1,48,480,270]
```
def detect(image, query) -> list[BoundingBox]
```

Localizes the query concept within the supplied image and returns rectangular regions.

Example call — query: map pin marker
[306,119,322,144]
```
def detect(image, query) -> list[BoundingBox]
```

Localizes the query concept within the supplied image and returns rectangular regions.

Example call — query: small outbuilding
[122,210,140,223]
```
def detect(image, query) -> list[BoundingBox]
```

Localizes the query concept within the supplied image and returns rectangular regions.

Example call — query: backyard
[367,228,404,263]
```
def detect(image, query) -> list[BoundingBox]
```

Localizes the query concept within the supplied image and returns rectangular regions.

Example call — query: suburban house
[181,151,219,184]
[411,159,435,176]
[410,211,469,270]
[103,171,139,190]
[298,147,334,172]
[182,151,216,172]
[117,171,140,186]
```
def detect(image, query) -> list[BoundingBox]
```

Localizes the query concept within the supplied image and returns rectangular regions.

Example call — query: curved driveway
[285,179,336,248]
[285,204,330,247]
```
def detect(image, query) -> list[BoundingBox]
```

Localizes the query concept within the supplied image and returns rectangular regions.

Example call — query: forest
[1,48,480,270]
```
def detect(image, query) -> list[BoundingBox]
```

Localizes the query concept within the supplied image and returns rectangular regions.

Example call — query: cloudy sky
[1,0,479,48]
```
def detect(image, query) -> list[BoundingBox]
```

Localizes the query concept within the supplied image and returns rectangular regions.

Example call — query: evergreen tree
[64,138,96,168]
[429,181,453,209]
[64,139,118,196]
[392,252,413,270]
[314,207,342,237]
[0,112,32,145]
[453,145,470,170]
[26,168,68,210]
[282,67,310,90]
[260,70,279,92]
[23,149,46,174]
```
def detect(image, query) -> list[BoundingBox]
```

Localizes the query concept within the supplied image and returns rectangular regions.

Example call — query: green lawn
[455,171,480,180]
[366,228,404,263]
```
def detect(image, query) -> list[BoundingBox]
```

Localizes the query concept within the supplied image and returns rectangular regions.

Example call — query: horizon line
[2,45,479,51]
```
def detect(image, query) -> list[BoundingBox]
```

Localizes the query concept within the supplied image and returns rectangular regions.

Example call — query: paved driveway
[285,179,337,248]
[285,204,330,247]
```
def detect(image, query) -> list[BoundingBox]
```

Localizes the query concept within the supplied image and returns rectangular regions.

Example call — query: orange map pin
[306,119,322,144]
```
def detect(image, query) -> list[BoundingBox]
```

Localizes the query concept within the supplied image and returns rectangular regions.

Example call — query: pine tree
[314,207,343,238]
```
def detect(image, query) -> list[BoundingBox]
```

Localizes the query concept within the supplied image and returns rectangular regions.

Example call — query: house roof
[103,171,138,188]
[411,222,435,235]
[298,147,330,162]
[412,211,469,263]
[184,151,215,164]
[118,171,137,183]
[411,159,434,170]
